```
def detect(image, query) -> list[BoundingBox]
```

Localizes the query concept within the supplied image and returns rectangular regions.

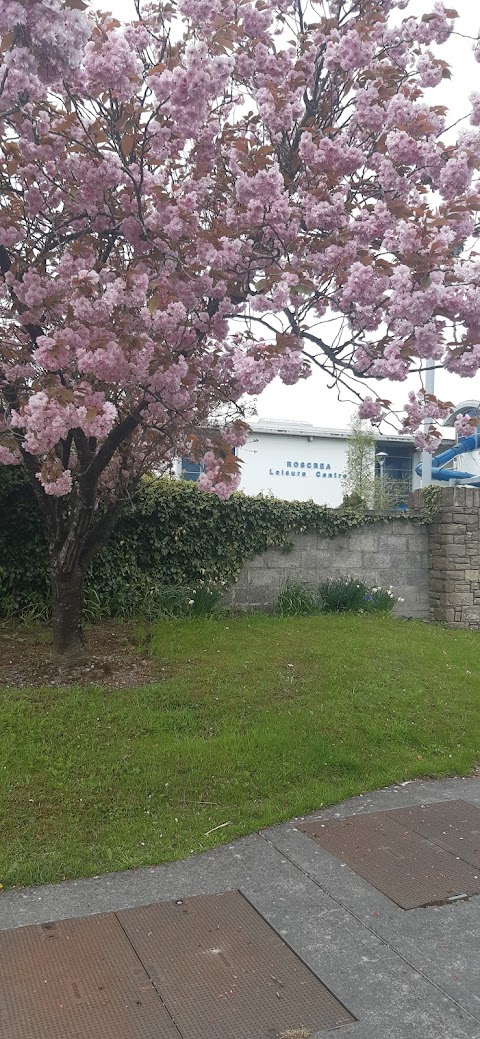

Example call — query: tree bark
[50,565,85,662]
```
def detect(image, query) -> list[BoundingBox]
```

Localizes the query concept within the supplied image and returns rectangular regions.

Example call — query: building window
[181,458,203,482]
[375,443,413,488]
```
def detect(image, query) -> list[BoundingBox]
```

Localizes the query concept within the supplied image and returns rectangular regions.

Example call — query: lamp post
[421,362,435,486]
[375,451,388,508]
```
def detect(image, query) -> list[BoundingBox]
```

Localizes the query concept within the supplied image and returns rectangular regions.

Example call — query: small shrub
[14,599,52,626]
[0,593,51,624]
[318,578,367,613]
[318,578,396,614]
[187,584,224,618]
[142,584,191,620]
[275,579,321,617]
[131,582,225,620]
[83,587,104,624]
[363,586,398,613]
[75,578,226,623]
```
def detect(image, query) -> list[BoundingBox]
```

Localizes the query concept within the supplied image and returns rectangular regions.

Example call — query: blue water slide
[415,433,480,485]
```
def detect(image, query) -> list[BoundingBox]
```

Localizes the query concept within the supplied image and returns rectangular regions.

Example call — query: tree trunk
[51,565,85,662]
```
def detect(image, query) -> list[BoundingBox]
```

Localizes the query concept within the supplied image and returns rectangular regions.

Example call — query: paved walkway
[1,777,480,1038]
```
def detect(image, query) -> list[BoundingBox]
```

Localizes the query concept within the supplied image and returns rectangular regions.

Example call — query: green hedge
[0,467,418,619]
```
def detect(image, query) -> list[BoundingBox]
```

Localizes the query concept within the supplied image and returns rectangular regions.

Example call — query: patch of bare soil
[0,620,159,689]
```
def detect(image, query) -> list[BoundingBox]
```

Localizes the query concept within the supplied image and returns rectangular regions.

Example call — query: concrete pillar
[411,486,480,628]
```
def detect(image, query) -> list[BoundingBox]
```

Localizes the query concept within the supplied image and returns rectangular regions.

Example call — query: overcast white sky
[96,0,480,429]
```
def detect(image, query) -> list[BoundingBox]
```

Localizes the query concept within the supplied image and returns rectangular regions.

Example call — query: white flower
[188,599,195,605]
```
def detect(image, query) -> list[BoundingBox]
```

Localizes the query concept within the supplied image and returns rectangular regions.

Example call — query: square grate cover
[0,891,354,1039]
[300,800,480,910]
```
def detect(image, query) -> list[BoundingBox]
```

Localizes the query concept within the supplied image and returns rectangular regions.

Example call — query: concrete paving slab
[262,779,480,1027]
[262,822,480,1023]
[278,778,480,824]
[0,833,338,931]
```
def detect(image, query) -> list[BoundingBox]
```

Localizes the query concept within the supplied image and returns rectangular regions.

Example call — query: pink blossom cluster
[471,93,480,127]
[414,431,443,453]
[196,424,250,500]
[151,41,234,140]
[198,460,241,501]
[325,29,375,72]
[0,0,90,111]
[416,51,445,89]
[177,0,234,30]
[444,345,480,378]
[403,391,451,431]
[455,413,479,437]
[37,465,73,497]
[10,391,117,455]
[369,344,410,382]
[82,30,142,103]
[358,398,386,424]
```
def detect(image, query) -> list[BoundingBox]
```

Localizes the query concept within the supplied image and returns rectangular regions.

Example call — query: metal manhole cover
[300,804,480,910]
[0,911,180,1039]
[0,891,354,1039]
[118,890,354,1038]
[392,800,480,868]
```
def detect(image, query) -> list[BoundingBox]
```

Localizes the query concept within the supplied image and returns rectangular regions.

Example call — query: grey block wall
[226,520,429,619]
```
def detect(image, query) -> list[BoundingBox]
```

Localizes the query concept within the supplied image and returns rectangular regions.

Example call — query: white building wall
[238,432,349,506]
[453,446,480,477]
[174,421,420,504]
[442,403,480,481]
[412,453,422,490]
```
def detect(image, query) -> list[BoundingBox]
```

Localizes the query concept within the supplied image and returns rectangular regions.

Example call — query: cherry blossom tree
[1,0,480,658]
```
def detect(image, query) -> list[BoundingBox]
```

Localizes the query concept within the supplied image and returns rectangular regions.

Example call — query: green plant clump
[276,577,397,616]
[275,579,321,617]
[319,578,396,614]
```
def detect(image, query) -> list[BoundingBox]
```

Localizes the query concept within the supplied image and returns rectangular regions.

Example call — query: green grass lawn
[1,613,480,889]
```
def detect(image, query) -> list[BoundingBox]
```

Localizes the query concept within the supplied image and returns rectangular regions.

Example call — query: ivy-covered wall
[0,468,404,618]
